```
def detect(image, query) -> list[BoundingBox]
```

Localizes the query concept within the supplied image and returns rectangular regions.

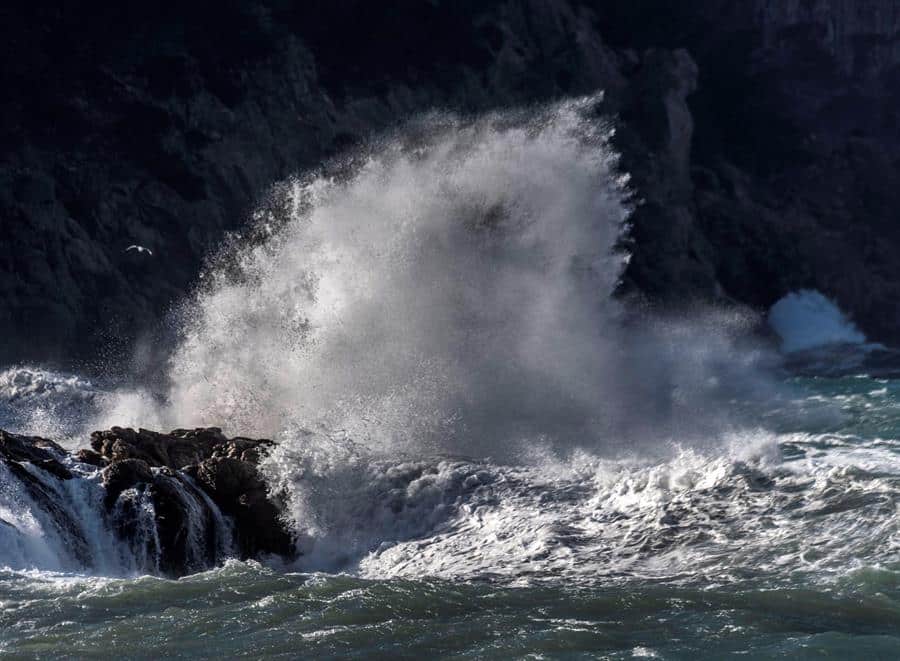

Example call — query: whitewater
[1,97,899,658]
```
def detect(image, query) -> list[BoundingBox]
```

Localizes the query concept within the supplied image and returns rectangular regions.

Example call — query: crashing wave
[3,98,867,584]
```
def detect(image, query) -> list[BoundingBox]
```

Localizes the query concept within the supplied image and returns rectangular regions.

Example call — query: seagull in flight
[125,245,153,256]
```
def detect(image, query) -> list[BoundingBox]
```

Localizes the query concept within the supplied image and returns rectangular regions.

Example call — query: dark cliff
[3,0,900,366]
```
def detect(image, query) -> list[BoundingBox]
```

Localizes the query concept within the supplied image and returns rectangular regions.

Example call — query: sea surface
[1,373,899,659]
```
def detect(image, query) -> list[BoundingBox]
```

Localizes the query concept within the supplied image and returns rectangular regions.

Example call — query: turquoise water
[2,563,899,659]
[2,374,899,659]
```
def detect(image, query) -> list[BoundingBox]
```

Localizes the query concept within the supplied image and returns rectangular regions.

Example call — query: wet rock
[92,426,295,569]
[74,448,107,467]
[0,430,72,480]
[210,436,277,464]
[101,458,153,505]
[0,432,89,564]
[147,469,220,576]
[0,425,295,577]
[91,426,226,469]
[187,456,293,558]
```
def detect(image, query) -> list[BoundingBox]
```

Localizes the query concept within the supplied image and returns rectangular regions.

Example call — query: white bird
[125,245,153,256]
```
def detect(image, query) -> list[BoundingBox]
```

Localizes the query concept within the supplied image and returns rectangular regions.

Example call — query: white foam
[768,290,867,353]
[266,427,899,585]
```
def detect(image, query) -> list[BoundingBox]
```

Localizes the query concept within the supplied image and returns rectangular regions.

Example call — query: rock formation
[0,426,294,577]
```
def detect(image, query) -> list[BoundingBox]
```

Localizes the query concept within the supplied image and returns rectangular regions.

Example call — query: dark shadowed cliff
[2,0,900,367]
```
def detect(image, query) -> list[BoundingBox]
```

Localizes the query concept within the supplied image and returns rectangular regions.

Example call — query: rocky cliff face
[704,0,900,342]
[3,0,900,366]
[599,0,900,340]
[759,0,900,76]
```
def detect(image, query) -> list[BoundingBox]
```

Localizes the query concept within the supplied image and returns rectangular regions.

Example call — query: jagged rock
[92,426,294,568]
[147,469,220,576]
[74,448,107,467]
[101,458,153,505]
[0,425,295,577]
[0,429,72,480]
[91,426,227,469]
[210,436,277,464]
[186,456,293,558]
[0,431,90,564]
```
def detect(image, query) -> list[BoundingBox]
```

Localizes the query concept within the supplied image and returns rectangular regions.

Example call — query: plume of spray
[162,96,632,452]
[92,94,781,460]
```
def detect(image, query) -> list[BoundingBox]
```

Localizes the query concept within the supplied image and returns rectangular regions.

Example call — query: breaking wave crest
[5,97,893,589]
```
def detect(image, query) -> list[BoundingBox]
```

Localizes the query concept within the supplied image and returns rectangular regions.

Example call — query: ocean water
[2,372,899,658]
[2,97,899,658]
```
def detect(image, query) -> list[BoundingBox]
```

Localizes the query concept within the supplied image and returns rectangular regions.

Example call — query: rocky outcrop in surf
[0,429,72,480]
[93,426,294,562]
[0,426,294,577]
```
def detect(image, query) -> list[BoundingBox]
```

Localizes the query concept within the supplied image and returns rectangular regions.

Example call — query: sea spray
[769,290,868,353]
[0,91,896,659]
[0,367,100,443]
[1,97,790,578]
[1,100,899,659]
[160,95,632,449]
[115,96,777,456]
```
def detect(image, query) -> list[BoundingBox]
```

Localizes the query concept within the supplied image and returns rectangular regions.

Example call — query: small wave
[768,290,869,354]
